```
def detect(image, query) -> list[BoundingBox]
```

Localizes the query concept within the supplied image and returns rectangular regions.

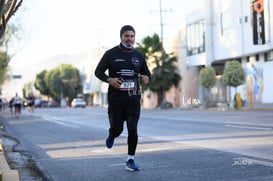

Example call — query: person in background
[13,93,22,118]
[9,97,14,114]
[0,98,6,111]
[0,98,2,111]
[26,93,35,112]
[95,25,151,171]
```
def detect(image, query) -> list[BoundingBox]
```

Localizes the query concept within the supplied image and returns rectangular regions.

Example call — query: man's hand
[108,78,122,89]
[140,75,149,84]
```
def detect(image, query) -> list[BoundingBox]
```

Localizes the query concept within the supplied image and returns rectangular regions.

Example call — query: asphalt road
[1,108,273,181]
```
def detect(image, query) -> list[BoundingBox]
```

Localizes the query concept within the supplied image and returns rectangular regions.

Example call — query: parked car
[71,98,86,108]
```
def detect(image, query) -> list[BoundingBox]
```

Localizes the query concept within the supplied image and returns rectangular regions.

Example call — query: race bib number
[119,80,136,91]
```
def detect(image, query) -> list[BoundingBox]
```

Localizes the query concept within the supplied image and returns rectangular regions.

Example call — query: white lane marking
[42,116,80,128]
[109,163,125,167]
[225,124,272,131]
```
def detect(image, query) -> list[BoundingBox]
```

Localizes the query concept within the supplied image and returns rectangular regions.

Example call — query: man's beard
[121,41,134,48]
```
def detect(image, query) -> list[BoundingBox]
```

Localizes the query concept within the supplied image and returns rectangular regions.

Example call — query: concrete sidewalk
[245,103,273,110]
[0,117,19,181]
[0,141,19,181]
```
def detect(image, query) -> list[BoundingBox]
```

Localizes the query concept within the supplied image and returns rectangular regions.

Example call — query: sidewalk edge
[0,142,19,181]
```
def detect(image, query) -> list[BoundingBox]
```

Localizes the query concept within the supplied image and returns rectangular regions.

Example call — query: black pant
[108,100,140,155]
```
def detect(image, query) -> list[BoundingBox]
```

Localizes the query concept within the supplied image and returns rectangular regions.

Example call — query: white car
[71,98,86,108]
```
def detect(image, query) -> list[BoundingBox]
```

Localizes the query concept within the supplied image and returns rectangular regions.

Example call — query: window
[186,19,205,56]
[265,51,273,62]
[255,54,259,61]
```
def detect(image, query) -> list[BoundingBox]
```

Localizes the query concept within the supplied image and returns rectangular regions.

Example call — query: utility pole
[157,0,172,54]
[150,0,172,47]
[157,0,172,105]
[159,0,164,45]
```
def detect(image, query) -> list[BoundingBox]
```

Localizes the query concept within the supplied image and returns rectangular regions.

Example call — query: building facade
[183,0,273,107]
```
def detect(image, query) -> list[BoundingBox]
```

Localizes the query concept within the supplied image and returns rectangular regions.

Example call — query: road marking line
[225,124,272,131]
[43,117,80,128]
[109,163,125,167]
[53,121,79,128]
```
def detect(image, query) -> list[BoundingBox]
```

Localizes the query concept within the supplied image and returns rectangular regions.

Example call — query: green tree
[222,60,246,92]
[22,81,33,98]
[34,70,50,97]
[0,21,23,90]
[199,66,216,107]
[199,66,216,89]
[222,60,246,109]
[44,64,83,103]
[0,24,15,87]
[0,50,9,85]
[136,34,181,107]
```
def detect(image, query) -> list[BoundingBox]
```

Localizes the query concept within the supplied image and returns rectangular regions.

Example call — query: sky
[4,0,203,96]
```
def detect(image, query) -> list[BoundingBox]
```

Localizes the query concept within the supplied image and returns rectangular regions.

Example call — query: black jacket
[95,43,151,102]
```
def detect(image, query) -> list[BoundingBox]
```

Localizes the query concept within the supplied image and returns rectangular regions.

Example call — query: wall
[262,60,273,102]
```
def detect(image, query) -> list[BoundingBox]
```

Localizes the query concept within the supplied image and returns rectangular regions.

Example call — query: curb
[0,142,19,181]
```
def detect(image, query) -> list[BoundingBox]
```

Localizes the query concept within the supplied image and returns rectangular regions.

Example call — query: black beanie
[120,25,135,37]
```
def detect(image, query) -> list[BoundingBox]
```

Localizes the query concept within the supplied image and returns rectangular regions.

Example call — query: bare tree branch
[0,0,23,39]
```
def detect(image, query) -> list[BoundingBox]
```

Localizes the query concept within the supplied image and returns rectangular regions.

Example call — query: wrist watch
[106,77,111,82]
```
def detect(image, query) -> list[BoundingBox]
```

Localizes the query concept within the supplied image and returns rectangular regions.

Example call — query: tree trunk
[203,88,212,108]
[157,90,162,106]
[157,89,168,108]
